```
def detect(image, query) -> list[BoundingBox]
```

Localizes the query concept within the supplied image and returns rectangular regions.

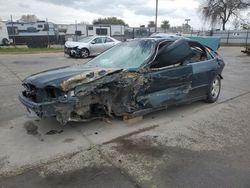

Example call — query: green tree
[161,20,170,32]
[201,0,250,30]
[148,21,155,28]
[19,14,38,22]
[93,17,126,25]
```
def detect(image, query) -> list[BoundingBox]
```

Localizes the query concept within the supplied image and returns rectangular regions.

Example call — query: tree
[232,18,240,29]
[19,14,38,22]
[183,23,191,31]
[93,17,126,25]
[148,21,155,28]
[161,20,170,32]
[201,0,250,30]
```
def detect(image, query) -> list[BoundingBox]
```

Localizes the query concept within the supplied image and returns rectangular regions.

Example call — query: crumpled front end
[19,69,145,125]
[19,82,76,124]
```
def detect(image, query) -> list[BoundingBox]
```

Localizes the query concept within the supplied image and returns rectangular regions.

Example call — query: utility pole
[185,19,190,25]
[10,15,16,48]
[155,0,158,33]
[75,20,78,41]
[46,18,50,48]
[184,19,191,32]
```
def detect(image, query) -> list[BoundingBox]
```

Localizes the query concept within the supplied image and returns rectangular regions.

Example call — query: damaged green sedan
[19,37,225,125]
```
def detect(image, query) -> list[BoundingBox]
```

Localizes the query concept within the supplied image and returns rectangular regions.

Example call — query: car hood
[65,41,88,48]
[23,65,123,91]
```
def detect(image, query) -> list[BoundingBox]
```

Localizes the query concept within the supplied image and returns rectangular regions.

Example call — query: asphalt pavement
[0,47,250,188]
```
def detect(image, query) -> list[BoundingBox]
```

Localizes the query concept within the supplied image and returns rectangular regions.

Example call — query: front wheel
[2,38,9,46]
[81,48,89,58]
[206,75,221,103]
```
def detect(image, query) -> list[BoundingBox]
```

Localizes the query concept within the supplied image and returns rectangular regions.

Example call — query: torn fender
[61,68,123,91]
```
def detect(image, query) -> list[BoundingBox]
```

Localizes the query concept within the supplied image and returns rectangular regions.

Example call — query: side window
[205,47,214,60]
[188,42,208,63]
[150,39,194,69]
[96,28,108,35]
[105,37,114,43]
[93,37,105,44]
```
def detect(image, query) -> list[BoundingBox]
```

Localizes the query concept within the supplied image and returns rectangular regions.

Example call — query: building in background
[6,20,60,47]
[62,24,125,41]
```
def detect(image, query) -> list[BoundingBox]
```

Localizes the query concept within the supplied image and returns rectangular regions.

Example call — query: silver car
[64,36,120,58]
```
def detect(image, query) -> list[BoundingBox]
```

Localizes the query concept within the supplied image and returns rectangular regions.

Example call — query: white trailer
[0,21,10,46]
[64,24,125,41]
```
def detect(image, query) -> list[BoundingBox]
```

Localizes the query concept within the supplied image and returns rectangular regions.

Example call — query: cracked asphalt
[0,47,250,188]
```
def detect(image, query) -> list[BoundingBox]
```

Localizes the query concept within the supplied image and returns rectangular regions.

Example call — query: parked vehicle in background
[6,21,59,48]
[19,37,225,125]
[242,47,250,55]
[64,36,120,58]
[0,21,10,46]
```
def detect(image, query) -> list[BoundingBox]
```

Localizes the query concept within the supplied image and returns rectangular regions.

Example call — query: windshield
[85,39,155,69]
[78,36,95,43]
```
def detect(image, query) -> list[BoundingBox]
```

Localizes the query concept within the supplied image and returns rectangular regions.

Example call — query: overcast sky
[0,0,245,29]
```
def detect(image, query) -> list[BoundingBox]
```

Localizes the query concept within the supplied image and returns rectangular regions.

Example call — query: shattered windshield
[85,39,155,69]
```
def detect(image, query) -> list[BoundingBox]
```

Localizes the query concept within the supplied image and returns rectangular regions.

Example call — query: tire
[81,48,89,58]
[2,38,9,46]
[69,53,75,58]
[206,75,221,103]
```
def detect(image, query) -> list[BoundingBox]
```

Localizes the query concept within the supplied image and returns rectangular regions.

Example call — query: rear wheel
[206,75,221,103]
[81,48,89,58]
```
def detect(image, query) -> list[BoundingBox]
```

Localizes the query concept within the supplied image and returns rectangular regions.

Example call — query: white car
[64,36,120,58]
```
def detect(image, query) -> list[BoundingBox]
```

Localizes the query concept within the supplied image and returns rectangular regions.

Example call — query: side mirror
[91,41,95,44]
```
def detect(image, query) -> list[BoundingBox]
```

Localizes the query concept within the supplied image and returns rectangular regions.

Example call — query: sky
[0,0,248,29]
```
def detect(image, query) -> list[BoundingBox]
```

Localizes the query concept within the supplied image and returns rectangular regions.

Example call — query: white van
[0,21,10,46]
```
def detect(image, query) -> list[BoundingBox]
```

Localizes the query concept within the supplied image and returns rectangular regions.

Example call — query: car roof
[131,36,204,46]
[93,35,112,37]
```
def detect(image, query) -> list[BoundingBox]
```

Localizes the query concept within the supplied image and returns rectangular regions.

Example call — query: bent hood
[23,65,123,91]
[65,41,88,48]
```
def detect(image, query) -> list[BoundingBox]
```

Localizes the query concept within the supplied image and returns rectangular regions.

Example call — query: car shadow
[29,100,211,139]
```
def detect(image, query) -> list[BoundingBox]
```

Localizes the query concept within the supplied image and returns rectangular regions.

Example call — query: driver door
[90,37,106,55]
[136,39,194,108]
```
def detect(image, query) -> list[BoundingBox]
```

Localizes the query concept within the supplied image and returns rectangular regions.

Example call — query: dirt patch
[0,167,138,188]
[153,145,250,188]
[113,137,164,158]
[103,124,159,144]
[24,121,38,135]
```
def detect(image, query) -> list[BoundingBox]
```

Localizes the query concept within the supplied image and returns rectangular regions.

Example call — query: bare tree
[148,21,156,28]
[201,0,250,30]
[232,18,241,29]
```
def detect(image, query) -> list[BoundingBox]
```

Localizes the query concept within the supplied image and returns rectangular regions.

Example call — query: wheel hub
[211,78,220,98]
